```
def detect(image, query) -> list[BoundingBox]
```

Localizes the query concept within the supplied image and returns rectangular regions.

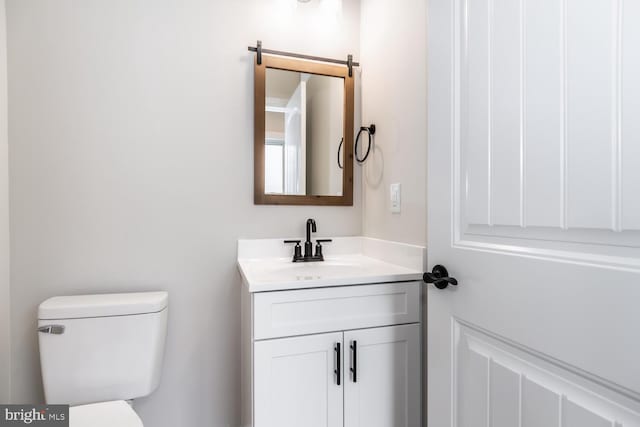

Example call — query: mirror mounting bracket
[248,41,359,71]
[256,40,262,65]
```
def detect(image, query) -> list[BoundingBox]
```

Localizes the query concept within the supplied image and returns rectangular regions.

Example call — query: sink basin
[267,258,362,270]
[257,258,364,280]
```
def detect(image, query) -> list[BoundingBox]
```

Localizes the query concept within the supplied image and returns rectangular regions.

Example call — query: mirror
[265,69,344,196]
[254,55,354,205]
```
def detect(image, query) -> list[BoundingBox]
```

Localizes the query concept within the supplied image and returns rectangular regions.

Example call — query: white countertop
[238,237,426,292]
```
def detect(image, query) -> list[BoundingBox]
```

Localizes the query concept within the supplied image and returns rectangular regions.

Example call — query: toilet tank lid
[38,291,168,320]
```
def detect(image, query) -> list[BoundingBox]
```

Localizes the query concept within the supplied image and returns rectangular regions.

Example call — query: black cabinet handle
[350,341,357,382]
[423,265,458,290]
[334,343,341,386]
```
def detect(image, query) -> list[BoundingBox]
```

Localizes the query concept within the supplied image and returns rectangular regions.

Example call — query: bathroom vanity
[238,237,426,427]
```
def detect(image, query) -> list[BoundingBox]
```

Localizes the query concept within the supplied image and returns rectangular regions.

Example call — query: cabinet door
[344,324,420,427]
[254,332,344,427]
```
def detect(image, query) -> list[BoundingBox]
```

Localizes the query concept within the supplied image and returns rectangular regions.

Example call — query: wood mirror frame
[254,54,354,206]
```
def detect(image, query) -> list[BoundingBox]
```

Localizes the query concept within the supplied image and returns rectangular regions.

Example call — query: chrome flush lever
[38,325,65,335]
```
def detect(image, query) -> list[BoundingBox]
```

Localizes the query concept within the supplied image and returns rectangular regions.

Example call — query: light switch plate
[390,183,401,213]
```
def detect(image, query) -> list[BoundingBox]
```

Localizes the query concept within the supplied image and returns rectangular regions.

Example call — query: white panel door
[428,0,640,426]
[254,332,343,427]
[344,324,421,427]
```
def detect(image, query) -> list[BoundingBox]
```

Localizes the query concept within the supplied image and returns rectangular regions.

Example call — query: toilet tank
[38,292,169,406]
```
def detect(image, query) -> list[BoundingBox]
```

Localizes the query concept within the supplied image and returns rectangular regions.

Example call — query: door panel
[490,0,522,227]
[428,0,640,425]
[565,0,615,230]
[456,321,640,427]
[521,379,560,427]
[254,332,343,427]
[344,324,420,427]
[523,0,563,229]
[622,0,640,231]
[456,0,640,255]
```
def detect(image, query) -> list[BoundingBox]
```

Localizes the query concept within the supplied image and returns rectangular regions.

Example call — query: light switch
[390,183,401,213]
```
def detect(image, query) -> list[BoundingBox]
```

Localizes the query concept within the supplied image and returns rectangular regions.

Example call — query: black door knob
[423,265,458,290]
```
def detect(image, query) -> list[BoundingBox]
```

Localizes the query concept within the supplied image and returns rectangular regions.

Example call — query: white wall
[6,0,361,425]
[0,0,10,404]
[360,0,427,246]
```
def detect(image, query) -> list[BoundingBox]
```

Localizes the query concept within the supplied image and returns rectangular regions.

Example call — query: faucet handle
[314,239,332,259]
[284,240,303,261]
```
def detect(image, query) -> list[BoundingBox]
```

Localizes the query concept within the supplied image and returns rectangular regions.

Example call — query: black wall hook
[366,124,376,135]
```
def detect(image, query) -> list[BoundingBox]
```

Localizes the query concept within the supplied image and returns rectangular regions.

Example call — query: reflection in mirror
[264,69,344,196]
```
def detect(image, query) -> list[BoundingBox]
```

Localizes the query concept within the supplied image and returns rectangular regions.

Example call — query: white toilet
[37,291,169,427]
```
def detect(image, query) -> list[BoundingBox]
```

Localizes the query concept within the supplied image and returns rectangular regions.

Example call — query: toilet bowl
[37,292,169,426]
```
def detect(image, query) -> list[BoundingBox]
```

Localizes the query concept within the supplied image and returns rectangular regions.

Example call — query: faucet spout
[305,219,317,257]
[306,219,316,241]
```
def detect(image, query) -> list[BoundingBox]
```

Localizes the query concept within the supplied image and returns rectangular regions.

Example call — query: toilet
[37,291,169,426]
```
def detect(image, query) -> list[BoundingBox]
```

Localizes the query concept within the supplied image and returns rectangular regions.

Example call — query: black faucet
[304,219,317,258]
[284,218,332,262]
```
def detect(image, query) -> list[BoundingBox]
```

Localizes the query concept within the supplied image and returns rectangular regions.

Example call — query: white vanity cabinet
[241,281,422,427]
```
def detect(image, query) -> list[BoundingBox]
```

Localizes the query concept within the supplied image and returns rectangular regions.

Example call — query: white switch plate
[390,183,401,213]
